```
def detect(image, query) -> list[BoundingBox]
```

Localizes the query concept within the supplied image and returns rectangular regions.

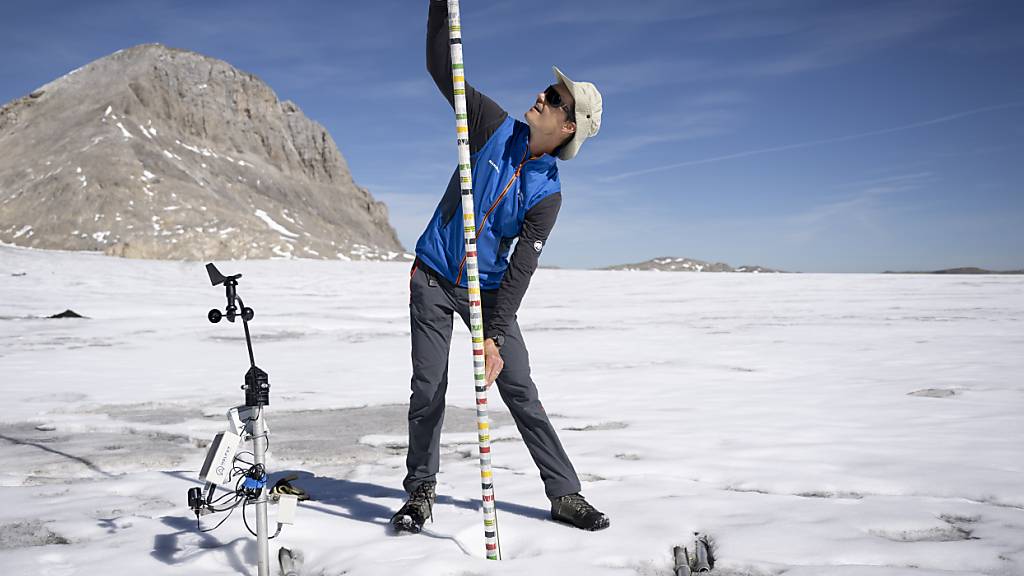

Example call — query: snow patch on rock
[254,209,298,238]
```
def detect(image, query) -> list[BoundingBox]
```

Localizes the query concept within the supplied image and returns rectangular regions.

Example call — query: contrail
[603,101,1024,182]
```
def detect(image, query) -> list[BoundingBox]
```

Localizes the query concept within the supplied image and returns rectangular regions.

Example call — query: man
[392,0,608,533]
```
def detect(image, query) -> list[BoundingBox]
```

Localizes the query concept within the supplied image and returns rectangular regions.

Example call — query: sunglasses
[544,85,575,121]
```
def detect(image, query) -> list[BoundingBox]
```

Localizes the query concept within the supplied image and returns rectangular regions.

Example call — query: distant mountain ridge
[883,267,1024,275]
[603,256,784,273]
[0,43,407,261]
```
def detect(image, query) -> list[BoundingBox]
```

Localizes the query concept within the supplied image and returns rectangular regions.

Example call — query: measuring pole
[446,0,500,560]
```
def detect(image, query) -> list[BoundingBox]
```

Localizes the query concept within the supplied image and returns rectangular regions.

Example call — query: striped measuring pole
[446,0,501,561]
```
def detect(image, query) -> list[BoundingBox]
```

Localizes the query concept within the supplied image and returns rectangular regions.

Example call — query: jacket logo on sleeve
[489,160,500,173]
[533,240,543,253]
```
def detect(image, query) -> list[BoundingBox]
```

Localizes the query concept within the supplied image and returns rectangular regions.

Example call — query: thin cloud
[740,2,956,77]
[833,171,935,191]
[603,102,1024,182]
[539,0,749,25]
[783,169,936,244]
[578,119,739,168]
[574,59,712,95]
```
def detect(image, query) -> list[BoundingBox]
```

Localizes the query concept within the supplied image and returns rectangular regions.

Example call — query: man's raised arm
[427,0,508,153]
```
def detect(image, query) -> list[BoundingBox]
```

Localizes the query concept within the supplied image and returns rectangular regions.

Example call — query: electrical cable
[241,498,282,539]
[199,498,242,533]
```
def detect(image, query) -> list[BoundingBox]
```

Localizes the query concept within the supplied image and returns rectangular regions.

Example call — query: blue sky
[2,0,1022,271]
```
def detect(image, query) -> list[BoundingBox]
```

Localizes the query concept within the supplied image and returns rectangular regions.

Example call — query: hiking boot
[551,493,610,531]
[391,481,436,533]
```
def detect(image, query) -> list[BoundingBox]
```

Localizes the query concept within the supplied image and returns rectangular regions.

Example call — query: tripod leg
[673,545,691,576]
[279,547,303,576]
[252,411,271,576]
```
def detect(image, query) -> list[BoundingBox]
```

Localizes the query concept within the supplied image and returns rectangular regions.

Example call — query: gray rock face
[603,256,784,273]
[0,44,408,261]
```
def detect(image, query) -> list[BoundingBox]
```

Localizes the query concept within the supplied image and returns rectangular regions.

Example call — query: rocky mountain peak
[0,43,407,261]
[603,256,784,273]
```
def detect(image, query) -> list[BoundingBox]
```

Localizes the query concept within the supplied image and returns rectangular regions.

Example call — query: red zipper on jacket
[455,149,532,285]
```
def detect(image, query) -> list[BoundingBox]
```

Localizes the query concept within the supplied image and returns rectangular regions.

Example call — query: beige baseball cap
[553,66,602,161]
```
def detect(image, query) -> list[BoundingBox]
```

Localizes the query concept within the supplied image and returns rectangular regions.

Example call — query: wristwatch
[490,334,505,349]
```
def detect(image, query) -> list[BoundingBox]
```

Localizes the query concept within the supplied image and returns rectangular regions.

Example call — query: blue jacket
[415,116,560,290]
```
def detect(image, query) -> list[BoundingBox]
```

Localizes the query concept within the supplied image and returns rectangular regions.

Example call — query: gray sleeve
[485,192,562,341]
[427,0,508,154]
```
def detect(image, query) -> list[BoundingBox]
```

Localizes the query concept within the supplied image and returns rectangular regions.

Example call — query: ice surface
[0,245,1022,575]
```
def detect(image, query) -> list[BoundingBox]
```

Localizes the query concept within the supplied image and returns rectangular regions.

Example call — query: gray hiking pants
[403,262,581,500]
